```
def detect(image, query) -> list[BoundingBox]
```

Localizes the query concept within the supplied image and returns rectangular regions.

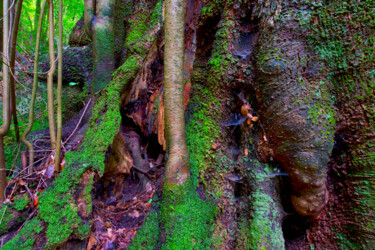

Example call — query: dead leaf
[251,116,259,122]
[212,143,220,150]
[241,105,250,116]
[18,179,27,186]
[33,195,38,206]
[45,165,55,178]
[87,233,96,250]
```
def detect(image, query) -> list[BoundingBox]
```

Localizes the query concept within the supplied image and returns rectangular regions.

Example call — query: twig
[0,206,8,229]
[16,208,39,234]
[63,98,92,145]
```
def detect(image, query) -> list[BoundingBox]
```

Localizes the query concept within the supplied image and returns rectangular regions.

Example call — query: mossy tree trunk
[1,0,374,249]
[85,0,115,94]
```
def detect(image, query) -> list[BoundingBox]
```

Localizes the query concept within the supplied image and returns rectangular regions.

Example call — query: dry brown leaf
[251,116,259,122]
[87,233,96,250]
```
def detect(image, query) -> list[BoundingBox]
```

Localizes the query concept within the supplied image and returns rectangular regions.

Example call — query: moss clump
[2,218,44,250]
[0,205,15,234]
[128,196,161,250]
[237,163,284,250]
[13,194,29,211]
[186,80,221,187]
[161,181,217,249]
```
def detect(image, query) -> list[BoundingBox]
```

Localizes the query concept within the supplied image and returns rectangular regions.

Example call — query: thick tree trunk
[1,0,374,249]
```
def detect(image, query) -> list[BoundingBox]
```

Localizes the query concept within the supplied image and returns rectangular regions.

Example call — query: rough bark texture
[253,0,335,216]
[1,0,374,249]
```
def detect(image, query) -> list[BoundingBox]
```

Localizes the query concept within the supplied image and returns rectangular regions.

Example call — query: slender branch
[63,98,91,145]
[0,0,12,202]
[55,0,63,171]
[47,0,56,149]
[9,0,24,143]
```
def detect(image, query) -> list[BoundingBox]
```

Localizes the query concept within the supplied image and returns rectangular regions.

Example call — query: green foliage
[18,0,84,54]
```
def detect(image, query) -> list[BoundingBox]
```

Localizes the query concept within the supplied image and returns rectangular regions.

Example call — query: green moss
[125,0,162,55]
[2,218,44,250]
[161,181,217,249]
[13,194,29,211]
[237,163,284,250]
[186,81,221,187]
[17,2,165,247]
[128,197,161,250]
[0,205,15,234]
[302,0,375,246]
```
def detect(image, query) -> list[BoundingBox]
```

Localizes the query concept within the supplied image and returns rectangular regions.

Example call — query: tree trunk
[164,0,189,185]
[9,0,23,143]
[1,0,374,249]
[47,0,56,149]
[55,0,63,170]
[0,0,11,202]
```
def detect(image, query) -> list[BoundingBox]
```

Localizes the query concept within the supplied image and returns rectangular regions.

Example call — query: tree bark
[47,0,56,149]
[9,0,23,143]
[164,0,189,185]
[0,0,11,201]
[55,0,63,170]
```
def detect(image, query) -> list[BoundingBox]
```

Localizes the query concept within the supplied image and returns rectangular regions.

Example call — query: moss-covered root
[254,1,335,216]
[238,164,285,249]
[161,182,217,249]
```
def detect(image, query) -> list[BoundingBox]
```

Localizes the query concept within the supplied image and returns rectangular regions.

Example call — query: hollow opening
[195,14,221,60]
[282,214,310,243]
